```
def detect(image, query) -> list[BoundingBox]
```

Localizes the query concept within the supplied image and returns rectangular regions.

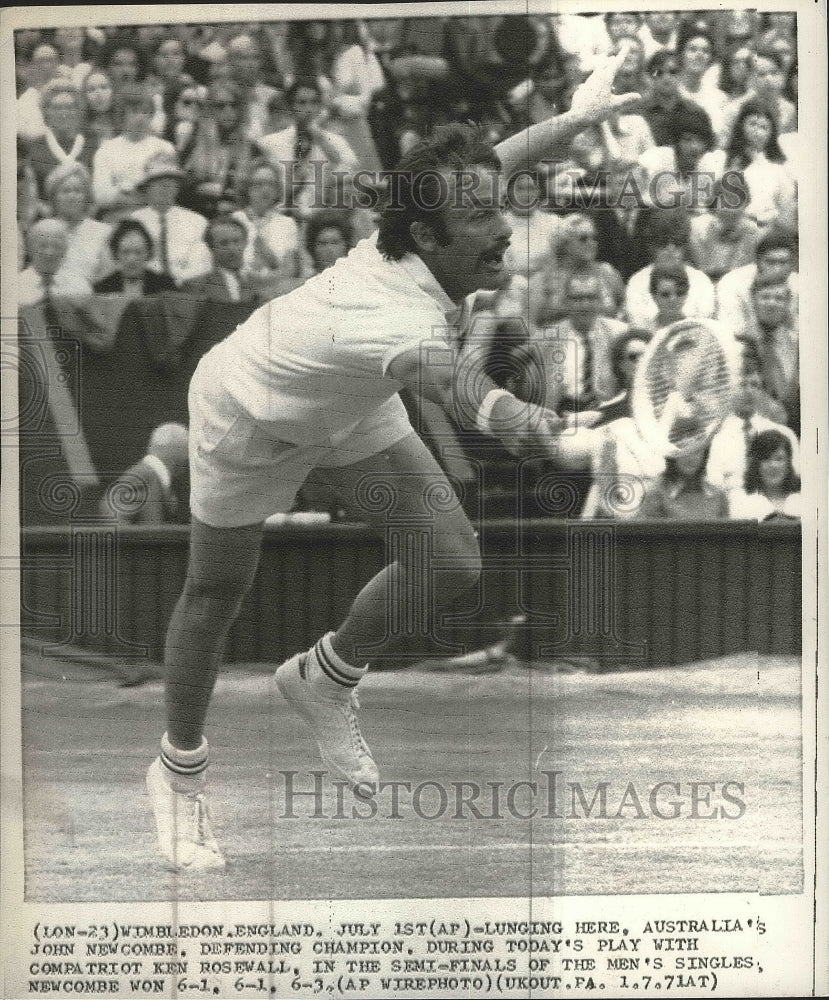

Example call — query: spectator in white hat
[130,152,211,286]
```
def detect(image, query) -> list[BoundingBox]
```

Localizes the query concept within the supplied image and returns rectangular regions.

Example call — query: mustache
[478,239,512,258]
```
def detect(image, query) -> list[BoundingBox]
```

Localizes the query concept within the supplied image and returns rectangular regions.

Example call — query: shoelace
[346,690,372,759]
[196,798,209,839]
[178,791,204,843]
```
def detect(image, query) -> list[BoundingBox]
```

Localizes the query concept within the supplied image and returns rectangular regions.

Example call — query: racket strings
[635,323,736,456]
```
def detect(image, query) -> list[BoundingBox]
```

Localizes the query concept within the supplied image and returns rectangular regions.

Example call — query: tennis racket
[631,318,738,458]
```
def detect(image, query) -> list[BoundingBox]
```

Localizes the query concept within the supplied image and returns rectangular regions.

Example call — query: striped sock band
[312,632,367,689]
[160,732,209,779]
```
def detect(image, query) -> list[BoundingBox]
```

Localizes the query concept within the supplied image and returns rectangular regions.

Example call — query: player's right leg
[275,429,483,792]
[147,515,264,871]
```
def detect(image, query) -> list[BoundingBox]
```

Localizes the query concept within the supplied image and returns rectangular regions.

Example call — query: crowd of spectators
[15,13,802,525]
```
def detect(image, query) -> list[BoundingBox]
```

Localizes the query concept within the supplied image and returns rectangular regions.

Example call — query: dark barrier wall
[19,520,801,669]
[18,298,257,526]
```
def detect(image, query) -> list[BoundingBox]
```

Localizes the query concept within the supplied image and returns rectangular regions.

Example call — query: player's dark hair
[118,84,155,117]
[377,123,502,261]
[744,429,799,494]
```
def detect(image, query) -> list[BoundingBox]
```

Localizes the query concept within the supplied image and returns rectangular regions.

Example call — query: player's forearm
[495,109,593,178]
[495,45,639,178]
[395,354,511,433]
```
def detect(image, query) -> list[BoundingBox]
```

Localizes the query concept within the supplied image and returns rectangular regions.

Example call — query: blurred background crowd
[15,12,802,526]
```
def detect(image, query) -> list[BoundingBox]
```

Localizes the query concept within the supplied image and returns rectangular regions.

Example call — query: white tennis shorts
[188,356,414,528]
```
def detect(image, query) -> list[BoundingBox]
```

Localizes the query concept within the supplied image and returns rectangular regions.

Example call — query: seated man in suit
[18,218,92,307]
[100,423,190,525]
[180,215,258,302]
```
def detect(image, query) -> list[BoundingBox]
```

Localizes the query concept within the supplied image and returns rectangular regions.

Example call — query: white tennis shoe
[275,653,378,792]
[146,757,225,871]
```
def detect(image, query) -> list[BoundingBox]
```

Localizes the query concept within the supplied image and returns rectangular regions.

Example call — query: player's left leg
[275,430,481,790]
[148,516,265,871]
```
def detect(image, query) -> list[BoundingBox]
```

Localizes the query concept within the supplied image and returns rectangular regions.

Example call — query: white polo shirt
[201,233,464,446]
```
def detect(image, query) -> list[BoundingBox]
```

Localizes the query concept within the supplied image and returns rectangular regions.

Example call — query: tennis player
[147,48,640,871]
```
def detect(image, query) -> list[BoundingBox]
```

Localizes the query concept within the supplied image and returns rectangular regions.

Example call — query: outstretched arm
[387,343,565,459]
[494,45,640,178]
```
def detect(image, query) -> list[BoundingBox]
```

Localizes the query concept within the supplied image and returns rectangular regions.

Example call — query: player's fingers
[593,42,633,85]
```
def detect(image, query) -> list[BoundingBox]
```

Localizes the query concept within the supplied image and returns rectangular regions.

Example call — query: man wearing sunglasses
[641,50,713,148]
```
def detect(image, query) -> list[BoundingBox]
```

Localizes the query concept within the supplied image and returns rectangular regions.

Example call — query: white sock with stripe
[306,632,367,691]
[160,732,208,784]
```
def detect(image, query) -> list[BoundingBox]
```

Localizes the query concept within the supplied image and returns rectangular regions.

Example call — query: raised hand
[568,44,642,123]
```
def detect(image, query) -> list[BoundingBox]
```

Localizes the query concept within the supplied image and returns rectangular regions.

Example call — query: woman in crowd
[17,39,62,142]
[648,263,689,332]
[25,79,96,196]
[717,99,797,229]
[718,46,755,100]
[53,27,96,88]
[179,80,256,216]
[93,218,177,297]
[674,27,729,139]
[728,429,801,520]
[302,208,352,275]
[636,102,718,214]
[284,20,385,173]
[609,34,648,96]
[91,86,176,221]
[758,29,797,78]
[81,69,117,143]
[624,209,716,328]
[326,20,387,173]
[146,34,194,106]
[98,36,146,95]
[742,49,796,137]
[231,159,302,299]
[634,444,729,520]
[162,80,207,154]
[530,213,624,325]
[44,161,112,285]
[688,174,762,282]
